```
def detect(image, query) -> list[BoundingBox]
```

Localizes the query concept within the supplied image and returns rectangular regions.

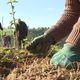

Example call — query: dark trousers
[18,37,25,49]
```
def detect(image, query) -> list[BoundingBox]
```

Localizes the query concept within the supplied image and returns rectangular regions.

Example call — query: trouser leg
[22,39,25,49]
[18,38,22,49]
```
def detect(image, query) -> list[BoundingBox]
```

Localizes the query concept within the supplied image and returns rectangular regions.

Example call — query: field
[0,46,80,80]
[0,29,80,80]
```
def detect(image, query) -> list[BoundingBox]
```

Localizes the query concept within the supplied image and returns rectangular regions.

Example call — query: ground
[0,47,80,80]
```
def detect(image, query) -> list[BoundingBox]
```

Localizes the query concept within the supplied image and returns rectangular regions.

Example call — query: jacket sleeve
[0,23,3,30]
[45,0,80,42]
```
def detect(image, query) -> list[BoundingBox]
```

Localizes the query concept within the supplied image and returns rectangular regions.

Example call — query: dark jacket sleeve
[0,23,3,30]
[45,0,80,42]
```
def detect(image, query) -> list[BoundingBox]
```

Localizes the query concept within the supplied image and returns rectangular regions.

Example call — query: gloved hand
[26,34,55,55]
[50,43,80,69]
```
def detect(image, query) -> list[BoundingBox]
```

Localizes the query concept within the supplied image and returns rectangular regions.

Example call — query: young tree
[7,0,18,25]
[7,0,18,49]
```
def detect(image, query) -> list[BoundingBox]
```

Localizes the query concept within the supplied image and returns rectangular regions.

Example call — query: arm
[45,0,80,42]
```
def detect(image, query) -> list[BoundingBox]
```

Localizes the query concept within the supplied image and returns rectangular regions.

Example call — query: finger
[41,43,49,53]
[35,44,42,53]
[26,41,38,50]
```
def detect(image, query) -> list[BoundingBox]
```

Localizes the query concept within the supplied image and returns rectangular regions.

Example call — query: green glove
[50,43,80,69]
[26,34,55,55]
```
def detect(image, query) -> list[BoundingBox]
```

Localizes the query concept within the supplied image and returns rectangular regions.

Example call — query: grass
[0,29,80,80]
[0,29,14,36]
[0,46,80,80]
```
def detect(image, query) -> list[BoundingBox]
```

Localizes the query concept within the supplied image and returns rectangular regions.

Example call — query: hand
[50,43,80,69]
[26,34,55,55]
